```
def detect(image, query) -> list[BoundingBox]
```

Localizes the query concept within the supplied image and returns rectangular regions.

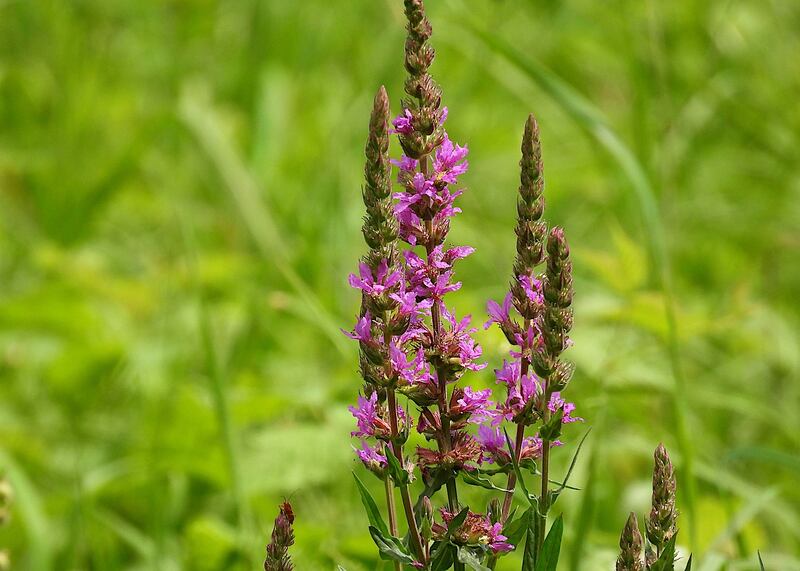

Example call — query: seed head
[616,512,644,571]
[362,86,397,268]
[646,444,678,550]
[512,114,547,299]
[532,226,574,383]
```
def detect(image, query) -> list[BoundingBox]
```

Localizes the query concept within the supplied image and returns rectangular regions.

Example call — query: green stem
[421,154,463,571]
[388,387,426,564]
[384,477,401,571]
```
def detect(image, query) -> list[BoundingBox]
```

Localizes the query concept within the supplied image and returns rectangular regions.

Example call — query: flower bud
[616,512,644,571]
[646,444,678,551]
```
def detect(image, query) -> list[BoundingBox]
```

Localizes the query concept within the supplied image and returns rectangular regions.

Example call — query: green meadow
[0,0,798,569]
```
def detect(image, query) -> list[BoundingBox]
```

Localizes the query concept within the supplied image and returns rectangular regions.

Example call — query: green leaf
[430,541,456,571]
[447,507,470,536]
[503,428,533,503]
[384,445,410,486]
[503,507,531,548]
[457,546,491,571]
[534,515,563,571]
[683,554,693,571]
[368,526,415,565]
[550,428,591,506]
[461,471,512,493]
[758,551,765,571]
[521,507,537,571]
[649,535,677,571]
[352,472,389,536]
[337,567,348,571]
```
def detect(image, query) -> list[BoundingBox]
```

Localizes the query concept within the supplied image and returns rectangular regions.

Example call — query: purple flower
[390,343,431,386]
[348,260,401,297]
[342,313,374,343]
[354,440,388,473]
[487,522,514,554]
[389,290,433,316]
[493,359,542,422]
[485,291,513,329]
[391,108,414,134]
[476,425,506,464]
[494,360,520,388]
[349,393,381,438]
[458,335,486,372]
[433,135,469,185]
[548,392,583,423]
[441,308,487,371]
[422,271,461,299]
[519,274,544,306]
[453,387,494,423]
[391,155,418,173]
[511,322,543,357]
[395,207,423,245]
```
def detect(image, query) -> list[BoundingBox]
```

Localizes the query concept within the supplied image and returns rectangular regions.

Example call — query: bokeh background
[1,0,798,569]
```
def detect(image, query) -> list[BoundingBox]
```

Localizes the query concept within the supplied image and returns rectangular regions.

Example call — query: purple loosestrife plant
[615,445,692,571]
[261,4,738,570]
[342,1,584,570]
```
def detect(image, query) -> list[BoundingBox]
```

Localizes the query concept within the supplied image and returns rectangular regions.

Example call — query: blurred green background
[1,0,798,569]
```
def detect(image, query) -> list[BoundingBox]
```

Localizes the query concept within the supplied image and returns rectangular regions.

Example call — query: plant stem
[384,477,401,571]
[537,407,551,560]
[388,387,426,563]
[421,155,463,570]
[500,316,533,523]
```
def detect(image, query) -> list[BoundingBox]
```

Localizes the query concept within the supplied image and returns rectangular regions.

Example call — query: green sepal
[457,546,491,571]
[447,506,470,536]
[352,472,389,536]
[368,525,415,565]
[538,409,564,441]
[534,515,563,571]
[758,551,766,571]
[684,554,693,571]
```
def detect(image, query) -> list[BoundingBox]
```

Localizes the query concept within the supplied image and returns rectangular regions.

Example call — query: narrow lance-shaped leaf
[368,526,415,565]
[534,515,563,571]
[457,546,491,571]
[352,472,389,536]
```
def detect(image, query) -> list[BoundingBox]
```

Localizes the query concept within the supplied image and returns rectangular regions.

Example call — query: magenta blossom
[484,291,513,329]
[487,522,514,554]
[349,393,408,439]
[354,440,388,474]
[391,108,414,134]
[433,135,469,185]
[548,392,583,423]
[391,155,419,173]
[519,274,544,306]
[390,343,431,386]
[342,313,374,343]
[348,260,401,297]
[452,387,494,423]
